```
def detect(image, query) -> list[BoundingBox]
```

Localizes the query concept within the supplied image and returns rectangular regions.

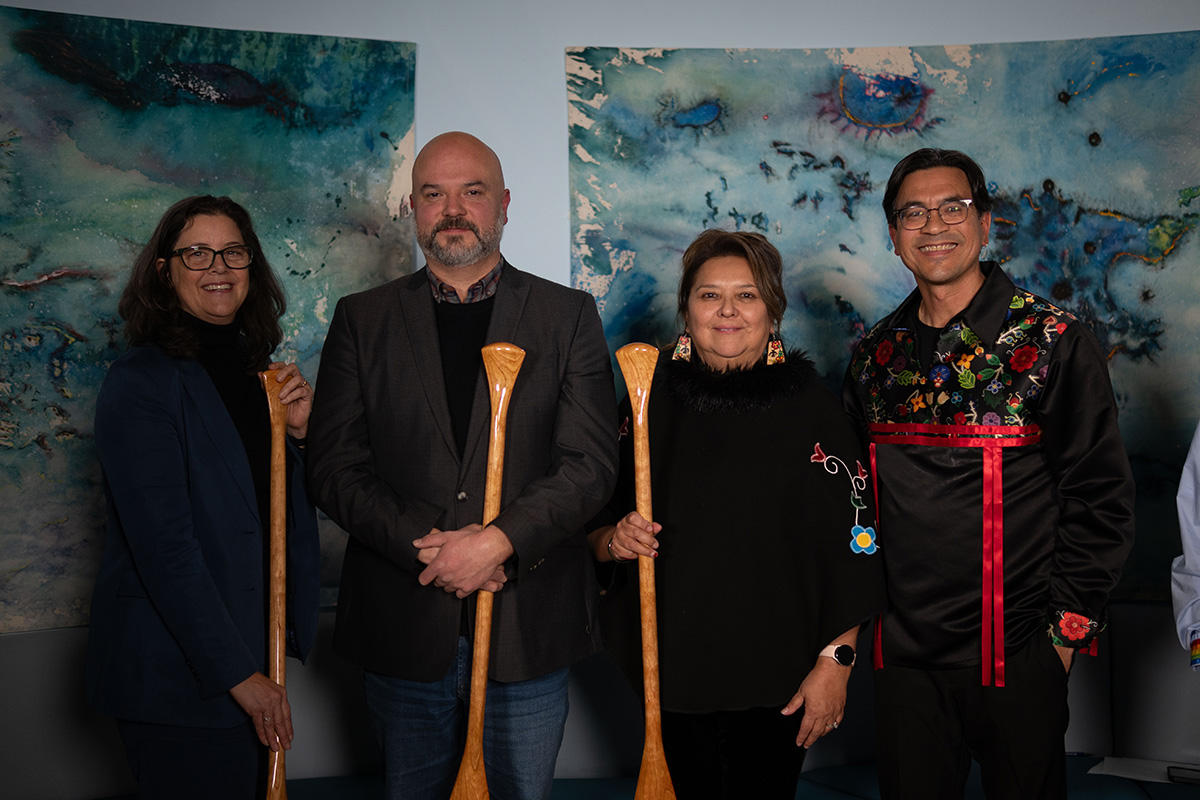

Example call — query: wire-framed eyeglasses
[170,245,254,271]
[893,199,975,231]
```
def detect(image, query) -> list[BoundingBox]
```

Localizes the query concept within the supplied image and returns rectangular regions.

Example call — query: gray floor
[95,761,1200,800]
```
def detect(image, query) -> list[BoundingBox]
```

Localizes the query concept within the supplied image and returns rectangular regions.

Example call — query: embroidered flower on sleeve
[1057,612,1090,641]
[1009,345,1039,373]
[983,412,1001,426]
[1047,610,1104,647]
[850,525,878,555]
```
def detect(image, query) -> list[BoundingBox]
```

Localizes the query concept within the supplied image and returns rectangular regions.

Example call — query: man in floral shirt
[842,148,1134,800]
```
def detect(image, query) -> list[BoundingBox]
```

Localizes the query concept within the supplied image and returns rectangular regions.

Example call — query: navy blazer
[86,345,320,728]
[308,262,619,683]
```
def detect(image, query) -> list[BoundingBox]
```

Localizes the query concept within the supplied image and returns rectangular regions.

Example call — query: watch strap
[819,644,856,667]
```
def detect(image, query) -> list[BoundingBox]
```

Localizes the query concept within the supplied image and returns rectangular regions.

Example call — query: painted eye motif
[657,94,726,136]
[817,70,940,138]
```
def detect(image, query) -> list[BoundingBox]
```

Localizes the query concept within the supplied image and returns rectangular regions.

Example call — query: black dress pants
[661,705,808,800]
[874,635,1071,800]
[117,717,263,800]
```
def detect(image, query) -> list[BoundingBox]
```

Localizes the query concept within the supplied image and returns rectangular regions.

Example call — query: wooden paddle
[449,342,526,800]
[615,343,677,800]
[258,370,290,800]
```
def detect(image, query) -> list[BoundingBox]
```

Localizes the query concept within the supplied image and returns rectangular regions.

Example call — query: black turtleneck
[435,296,496,458]
[182,313,271,527]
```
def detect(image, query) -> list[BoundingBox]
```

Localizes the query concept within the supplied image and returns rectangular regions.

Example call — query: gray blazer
[308,261,618,682]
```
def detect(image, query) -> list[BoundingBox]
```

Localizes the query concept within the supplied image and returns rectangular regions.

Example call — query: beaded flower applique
[811,443,877,555]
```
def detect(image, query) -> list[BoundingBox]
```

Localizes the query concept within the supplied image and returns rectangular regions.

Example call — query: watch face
[833,645,856,666]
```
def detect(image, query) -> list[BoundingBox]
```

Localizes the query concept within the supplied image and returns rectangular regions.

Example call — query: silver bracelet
[607,536,631,563]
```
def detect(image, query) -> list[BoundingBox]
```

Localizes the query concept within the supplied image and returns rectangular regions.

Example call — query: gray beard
[418,215,505,268]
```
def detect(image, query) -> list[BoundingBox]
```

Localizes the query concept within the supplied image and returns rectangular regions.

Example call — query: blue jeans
[363,636,570,800]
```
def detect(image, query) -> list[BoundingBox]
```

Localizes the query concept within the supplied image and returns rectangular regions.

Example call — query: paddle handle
[615,343,677,800]
[450,343,526,800]
[258,371,289,800]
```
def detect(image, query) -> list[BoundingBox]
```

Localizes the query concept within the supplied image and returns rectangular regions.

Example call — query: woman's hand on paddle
[608,512,661,562]
[231,672,293,751]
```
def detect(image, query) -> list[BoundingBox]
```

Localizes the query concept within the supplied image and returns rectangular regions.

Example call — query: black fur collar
[661,350,818,413]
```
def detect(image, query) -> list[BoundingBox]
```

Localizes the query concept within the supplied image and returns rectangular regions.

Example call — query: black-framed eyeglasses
[170,245,254,271]
[893,199,975,231]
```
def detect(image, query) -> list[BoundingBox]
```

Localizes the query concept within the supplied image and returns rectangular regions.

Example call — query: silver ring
[263,716,272,723]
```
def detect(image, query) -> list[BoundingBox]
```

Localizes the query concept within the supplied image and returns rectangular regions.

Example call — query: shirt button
[456,491,468,501]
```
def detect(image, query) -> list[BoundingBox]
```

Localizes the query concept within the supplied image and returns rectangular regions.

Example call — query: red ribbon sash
[869,422,1042,687]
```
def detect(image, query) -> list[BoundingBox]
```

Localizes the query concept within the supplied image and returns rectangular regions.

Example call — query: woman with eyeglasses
[86,195,320,799]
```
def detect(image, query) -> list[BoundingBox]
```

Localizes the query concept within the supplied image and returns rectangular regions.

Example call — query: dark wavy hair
[882,148,994,225]
[677,228,787,329]
[118,195,285,370]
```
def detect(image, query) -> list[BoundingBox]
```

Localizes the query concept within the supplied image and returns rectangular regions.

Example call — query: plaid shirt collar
[427,258,505,304]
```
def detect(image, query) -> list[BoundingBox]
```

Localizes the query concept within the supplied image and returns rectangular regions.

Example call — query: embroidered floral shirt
[843,261,1134,676]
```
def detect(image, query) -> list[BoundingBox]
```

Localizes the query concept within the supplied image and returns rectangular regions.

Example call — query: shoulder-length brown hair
[118,195,285,370]
[676,228,787,329]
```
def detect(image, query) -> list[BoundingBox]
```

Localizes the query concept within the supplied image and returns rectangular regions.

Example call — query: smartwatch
[819,644,856,667]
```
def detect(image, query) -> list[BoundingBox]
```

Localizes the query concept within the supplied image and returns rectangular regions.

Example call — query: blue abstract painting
[0,6,416,633]
[567,34,1200,600]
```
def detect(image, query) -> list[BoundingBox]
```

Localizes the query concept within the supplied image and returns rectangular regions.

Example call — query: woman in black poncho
[589,228,885,799]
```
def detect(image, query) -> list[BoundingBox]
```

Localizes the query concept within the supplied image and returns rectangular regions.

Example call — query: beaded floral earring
[672,331,692,362]
[765,329,786,365]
